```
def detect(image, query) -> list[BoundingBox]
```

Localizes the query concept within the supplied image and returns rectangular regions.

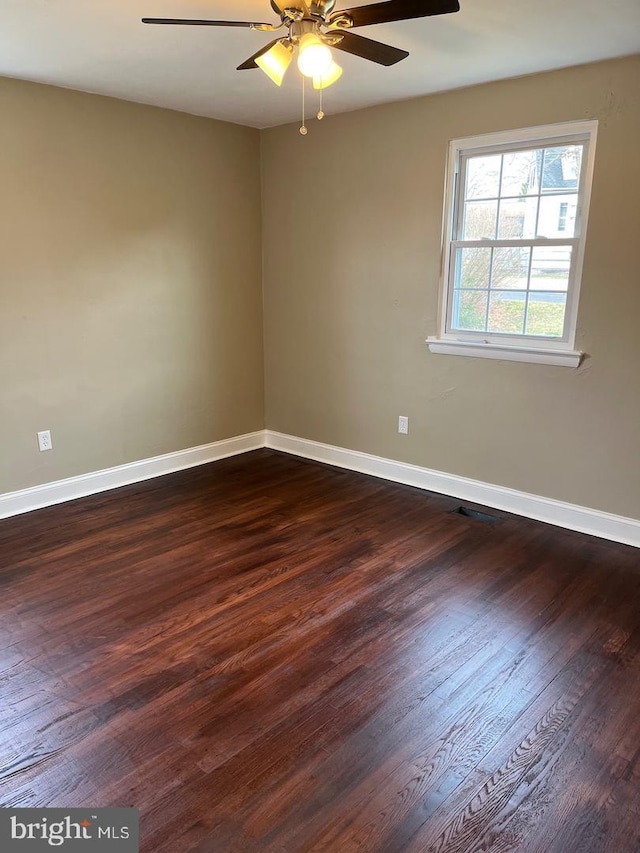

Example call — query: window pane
[488,291,526,334]
[525,292,567,337]
[462,200,498,240]
[465,155,501,200]
[491,247,530,289]
[500,149,540,197]
[541,145,582,193]
[452,290,487,331]
[497,197,538,239]
[530,246,571,291]
[537,193,578,237]
[456,247,491,288]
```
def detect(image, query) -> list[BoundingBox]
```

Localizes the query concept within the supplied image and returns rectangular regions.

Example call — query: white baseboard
[0,431,264,520]
[2,428,638,547]
[265,430,640,548]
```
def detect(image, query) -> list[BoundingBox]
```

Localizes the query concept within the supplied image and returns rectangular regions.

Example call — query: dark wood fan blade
[332,31,408,65]
[237,39,283,70]
[330,0,459,28]
[141,18,273,28]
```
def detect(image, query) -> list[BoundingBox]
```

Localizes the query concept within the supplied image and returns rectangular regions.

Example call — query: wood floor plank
[1,449,638,851]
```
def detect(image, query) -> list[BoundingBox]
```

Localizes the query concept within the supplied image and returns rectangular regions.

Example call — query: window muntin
[434,122,597,363]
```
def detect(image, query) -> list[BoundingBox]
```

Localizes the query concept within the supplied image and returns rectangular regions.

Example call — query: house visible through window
[428,121,598,367]
[558,202,569,232]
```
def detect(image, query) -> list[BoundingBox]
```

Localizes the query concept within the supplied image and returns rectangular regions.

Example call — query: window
[557,202,568,233]
[428,121,598,367]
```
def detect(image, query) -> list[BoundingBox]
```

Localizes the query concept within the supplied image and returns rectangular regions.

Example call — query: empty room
[1,1,639,851]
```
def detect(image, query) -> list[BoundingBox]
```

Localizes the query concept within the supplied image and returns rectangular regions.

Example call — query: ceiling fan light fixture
[313,59,343,90]
[297,32,332,78]
[255,39,293,85]
[142,0,463,134]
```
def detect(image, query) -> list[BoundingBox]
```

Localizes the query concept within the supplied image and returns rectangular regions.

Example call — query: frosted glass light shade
[256,40,293,86]
[297,33,332,78]
[313,60,343,89]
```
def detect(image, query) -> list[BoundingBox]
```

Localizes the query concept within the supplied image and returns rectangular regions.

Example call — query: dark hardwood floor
[1,449,639,852]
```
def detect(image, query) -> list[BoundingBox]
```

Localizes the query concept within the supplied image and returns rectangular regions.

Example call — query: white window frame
[427,120,598,367]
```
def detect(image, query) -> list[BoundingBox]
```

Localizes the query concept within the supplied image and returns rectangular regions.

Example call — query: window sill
[426,337,583,367]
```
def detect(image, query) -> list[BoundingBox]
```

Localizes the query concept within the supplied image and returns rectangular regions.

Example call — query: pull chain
[300,74,308,136]
[317,86,324,121]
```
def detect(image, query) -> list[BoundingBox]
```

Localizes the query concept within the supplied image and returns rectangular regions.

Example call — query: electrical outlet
[398,416,409,435]
[37,430,52,452]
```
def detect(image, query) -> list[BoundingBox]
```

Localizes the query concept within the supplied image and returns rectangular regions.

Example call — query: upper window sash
[453,136,591,245]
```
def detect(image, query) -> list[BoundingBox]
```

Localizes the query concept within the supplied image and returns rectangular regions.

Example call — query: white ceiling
[2,1,639,128]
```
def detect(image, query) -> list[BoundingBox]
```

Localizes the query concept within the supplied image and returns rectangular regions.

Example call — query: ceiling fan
[142,0,460,131]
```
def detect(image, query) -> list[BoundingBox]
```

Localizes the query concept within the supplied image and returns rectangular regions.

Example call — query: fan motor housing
[309,0,337,17]
[280,1,338,25]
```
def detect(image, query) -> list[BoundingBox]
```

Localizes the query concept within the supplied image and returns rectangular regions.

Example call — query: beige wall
[0,78,264,494]
[262,56,640,519]
[3,58,638,520]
